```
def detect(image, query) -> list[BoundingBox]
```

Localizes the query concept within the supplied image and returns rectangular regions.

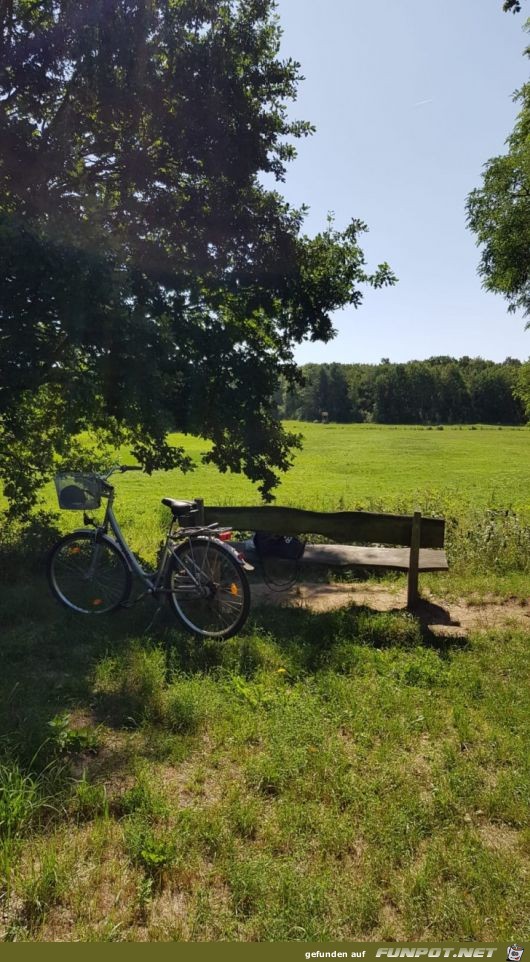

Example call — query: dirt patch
[158,758,226,808]
[377,899,407,942]
[250,582,530,634]
[146,888,191,937]
[477,822,521,854]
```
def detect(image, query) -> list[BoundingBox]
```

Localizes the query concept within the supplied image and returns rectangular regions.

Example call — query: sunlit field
[1,422,529,941]
[98,421,530,512]
[20,421,528,567]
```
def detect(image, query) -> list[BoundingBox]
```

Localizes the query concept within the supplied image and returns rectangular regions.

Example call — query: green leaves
[467,60,530,323]
[1,0,394,514]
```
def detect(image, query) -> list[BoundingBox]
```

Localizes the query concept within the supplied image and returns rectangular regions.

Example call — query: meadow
[32,421,530,597]
[54,421,530,517]
[0,423,529,941]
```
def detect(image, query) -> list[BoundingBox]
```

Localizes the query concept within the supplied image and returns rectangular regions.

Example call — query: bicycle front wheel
[168,539,250,639]
[47,532,131,614]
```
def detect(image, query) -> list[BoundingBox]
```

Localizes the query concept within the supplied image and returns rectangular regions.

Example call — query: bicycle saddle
[161,498,195,515]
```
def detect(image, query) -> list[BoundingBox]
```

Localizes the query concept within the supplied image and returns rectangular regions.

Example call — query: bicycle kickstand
[144,598,165,635]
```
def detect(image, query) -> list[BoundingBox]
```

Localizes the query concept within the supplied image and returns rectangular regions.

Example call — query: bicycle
[47,465,252,639]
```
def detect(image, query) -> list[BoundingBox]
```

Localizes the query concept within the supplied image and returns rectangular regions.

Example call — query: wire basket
[54,473,102,510]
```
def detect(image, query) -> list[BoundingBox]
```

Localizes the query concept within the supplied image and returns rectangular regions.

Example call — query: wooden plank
[204,506,445,549]
[181,498,204,527]
[407,510,422,608]
[234,542,448,572]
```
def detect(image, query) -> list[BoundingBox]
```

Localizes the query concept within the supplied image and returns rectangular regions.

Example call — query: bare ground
[250,581,530,636]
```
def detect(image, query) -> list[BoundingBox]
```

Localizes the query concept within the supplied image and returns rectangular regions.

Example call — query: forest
[275,356,529,424]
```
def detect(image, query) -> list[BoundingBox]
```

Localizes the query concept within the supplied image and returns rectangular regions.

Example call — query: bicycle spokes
[49,536,130,614]
[169,540,250,637]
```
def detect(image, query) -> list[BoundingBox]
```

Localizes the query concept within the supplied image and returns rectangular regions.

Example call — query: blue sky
[273,0,530,364]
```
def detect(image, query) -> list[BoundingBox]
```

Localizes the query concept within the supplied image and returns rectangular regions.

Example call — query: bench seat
[236,542,448,573]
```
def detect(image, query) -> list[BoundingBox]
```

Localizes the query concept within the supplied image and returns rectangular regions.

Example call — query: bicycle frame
[92,486,227,597]
[101,489,158,584]
[49,465,251,638]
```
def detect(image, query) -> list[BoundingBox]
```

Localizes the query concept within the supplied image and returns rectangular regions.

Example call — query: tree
[438,364,471,423]
[296,364,322,421]
[515,360,530,418]
[373,364,407,423]
[466,22,530,322]
[327,363,353,422]
[0,0,395,516]
[469,366,524,423]
[467,84,530,319]
[264,358,527,425]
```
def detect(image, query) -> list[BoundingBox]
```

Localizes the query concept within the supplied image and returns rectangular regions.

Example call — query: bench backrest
[201,505,445,549]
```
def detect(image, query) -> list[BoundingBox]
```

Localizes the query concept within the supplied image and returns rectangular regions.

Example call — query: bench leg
[407,511,422,609]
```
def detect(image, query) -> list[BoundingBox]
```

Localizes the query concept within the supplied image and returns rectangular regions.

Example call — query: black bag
[253,531,305,560]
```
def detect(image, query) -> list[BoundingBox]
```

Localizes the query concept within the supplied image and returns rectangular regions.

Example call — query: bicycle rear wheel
[47,532,131,614]
[168,538,250,639]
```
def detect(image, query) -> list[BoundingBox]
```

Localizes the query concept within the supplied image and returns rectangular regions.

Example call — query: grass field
[23,421,528,599]
[42,422,530,517]
[0,423,529,941]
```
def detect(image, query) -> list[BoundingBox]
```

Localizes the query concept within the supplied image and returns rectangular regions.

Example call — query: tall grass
[358,492,530,575]
[0,755,65,904]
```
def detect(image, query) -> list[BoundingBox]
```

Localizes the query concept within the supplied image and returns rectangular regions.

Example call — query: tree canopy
[467,71,530,323]
[466,13,530,332]
[275,357,526,426]
[515,359,530,415]
[0,0,395,516]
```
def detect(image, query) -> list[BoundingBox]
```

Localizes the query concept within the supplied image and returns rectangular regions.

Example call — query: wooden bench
[197,504,448,609]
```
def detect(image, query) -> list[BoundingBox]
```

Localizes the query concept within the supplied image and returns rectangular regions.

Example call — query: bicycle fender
[70,528,129,558]
[208,537,255,572]
[69,527,97,540]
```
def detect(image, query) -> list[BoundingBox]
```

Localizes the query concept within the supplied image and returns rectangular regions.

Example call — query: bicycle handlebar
[102,464,143,479]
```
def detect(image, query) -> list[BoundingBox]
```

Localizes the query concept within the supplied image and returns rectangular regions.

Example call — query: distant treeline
[276,357,528,424]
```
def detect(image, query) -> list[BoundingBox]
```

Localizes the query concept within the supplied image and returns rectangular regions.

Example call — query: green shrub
[47,713,100,755]
[124,819,175,880]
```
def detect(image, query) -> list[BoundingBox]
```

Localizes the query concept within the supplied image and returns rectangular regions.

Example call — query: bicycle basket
[54,473,102,510]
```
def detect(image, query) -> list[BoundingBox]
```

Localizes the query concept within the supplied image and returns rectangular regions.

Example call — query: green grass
[37,421,530,519]
[0,422,529,940]
[0,592,529,941]
[5,421,526,594]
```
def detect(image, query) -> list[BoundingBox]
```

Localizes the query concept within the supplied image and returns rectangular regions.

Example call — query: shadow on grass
[0,577,166,760]
[412,596,461,626]
[249,597,468,659]
[0,559,468,771]
[0,510,63,580]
